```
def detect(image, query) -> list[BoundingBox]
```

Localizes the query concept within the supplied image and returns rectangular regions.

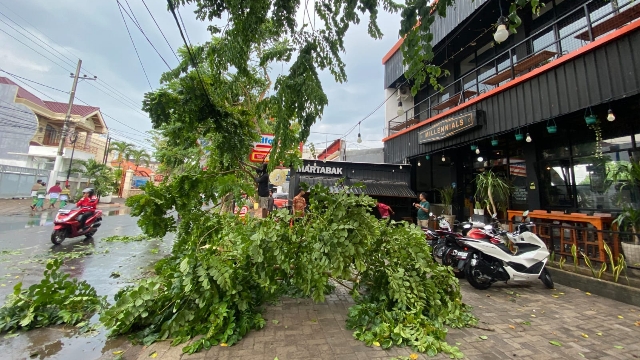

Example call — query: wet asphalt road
[0,209,174,360]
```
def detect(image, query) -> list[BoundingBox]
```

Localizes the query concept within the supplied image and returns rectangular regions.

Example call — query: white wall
[384,87,415,136]
[0,84,37,166]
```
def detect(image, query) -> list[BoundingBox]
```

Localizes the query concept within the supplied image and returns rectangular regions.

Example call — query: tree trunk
[488,186,497,217]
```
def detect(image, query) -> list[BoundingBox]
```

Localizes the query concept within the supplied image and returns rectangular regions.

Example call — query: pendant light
[397,101,404,116]
[525,133,532,142]
[425,155,430,160]
[493,1,509,43]
[357,123,363,143]
[475,147,481,154]
[441,153,446,162]
[607,109,616,122]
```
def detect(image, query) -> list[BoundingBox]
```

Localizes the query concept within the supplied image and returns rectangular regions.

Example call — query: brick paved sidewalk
[0,197,127,216]
[105,282,640,360]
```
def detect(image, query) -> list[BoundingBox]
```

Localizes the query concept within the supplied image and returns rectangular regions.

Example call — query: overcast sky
[0,0,402,152]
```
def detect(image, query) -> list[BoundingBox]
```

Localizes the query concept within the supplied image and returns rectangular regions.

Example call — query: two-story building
[0,77,108,197]
[383,0,640,217]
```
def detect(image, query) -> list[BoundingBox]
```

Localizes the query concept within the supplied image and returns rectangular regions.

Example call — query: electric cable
[116,0,153,90]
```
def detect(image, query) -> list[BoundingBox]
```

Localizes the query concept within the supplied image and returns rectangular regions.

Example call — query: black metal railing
[387,0,640,136]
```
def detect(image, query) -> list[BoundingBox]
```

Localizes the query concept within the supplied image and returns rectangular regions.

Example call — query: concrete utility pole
[49,60,82,187]
[48,59,96,186]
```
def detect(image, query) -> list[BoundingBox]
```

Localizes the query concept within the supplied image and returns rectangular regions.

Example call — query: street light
[65,131,79,187]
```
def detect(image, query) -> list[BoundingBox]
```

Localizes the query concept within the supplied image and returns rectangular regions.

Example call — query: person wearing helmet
[76,188,97,230]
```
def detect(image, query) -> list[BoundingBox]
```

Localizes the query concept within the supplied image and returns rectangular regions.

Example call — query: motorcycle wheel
[540,267,554,289]
[464,257,492,290]
[51,230,66,245]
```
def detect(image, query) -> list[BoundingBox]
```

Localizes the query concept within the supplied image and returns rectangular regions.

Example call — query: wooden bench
[482,50,558,86]
[431,90,477,111]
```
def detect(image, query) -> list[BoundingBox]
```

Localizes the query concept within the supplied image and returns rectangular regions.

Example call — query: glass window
[539,159,574,208]
[574,151,639,211]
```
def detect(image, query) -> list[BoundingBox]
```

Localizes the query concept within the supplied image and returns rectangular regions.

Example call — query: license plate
[456,251,468,259]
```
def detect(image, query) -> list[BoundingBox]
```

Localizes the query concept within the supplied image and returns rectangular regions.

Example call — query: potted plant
[612,157,640,265]
[474,201,481,215]
[475,170,511,219]
[437,186,456,225]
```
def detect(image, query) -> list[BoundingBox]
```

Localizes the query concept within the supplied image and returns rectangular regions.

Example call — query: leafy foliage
[0,259,106,333]
[101,234,157,243]
[74,158,117,197]
[108,141,134,168]
[106,186,475,356]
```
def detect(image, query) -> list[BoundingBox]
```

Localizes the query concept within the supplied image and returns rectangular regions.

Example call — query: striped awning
[299,176,416,198]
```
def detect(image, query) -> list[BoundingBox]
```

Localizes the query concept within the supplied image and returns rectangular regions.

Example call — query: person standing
[59,185,71,208]
[292,189,306,218]
[253,163,270,218]
[414,192,430,227]
[30,180,43,210]
[48,182,62,209]
[267,190,275,214]
[35,182,47,211]
[377,201,394,221]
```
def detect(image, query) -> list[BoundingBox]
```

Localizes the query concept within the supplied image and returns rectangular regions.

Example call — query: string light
[526,133,532,142]
[441,154,446,162]
[607,109,615,122]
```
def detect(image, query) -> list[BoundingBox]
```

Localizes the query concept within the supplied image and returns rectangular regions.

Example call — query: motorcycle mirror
[484,225,493,230]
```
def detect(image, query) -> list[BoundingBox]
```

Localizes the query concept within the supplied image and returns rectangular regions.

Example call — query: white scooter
[459,211,554,290]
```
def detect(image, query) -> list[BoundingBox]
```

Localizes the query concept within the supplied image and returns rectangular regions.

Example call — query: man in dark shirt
[253,163,270,218]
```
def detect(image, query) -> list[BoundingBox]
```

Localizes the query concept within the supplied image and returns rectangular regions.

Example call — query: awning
[298,176,416,198]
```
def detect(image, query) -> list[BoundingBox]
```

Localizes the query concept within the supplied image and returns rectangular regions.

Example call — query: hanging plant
[588,121,603,159]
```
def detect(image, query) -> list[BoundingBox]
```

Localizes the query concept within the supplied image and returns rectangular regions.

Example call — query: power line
[116,0,153,91]
[140,0,180,62]
[0,2,148,112]
[117,0,173,70]
[167,0,217,114]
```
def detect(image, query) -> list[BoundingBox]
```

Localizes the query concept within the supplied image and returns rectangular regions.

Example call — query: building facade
[382,0,640,217]
[0,77,108,170]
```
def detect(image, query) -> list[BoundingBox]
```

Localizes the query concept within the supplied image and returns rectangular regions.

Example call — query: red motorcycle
[51,204,103,245]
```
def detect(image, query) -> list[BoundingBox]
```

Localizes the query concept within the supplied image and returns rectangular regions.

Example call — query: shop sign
[297,165,343,175]
[249,135,304,163]
[418,111,479,143]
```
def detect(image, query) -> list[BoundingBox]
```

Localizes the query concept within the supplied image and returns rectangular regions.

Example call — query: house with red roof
[0,77,108,171]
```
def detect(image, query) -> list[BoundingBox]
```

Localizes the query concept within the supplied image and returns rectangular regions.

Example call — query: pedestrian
[267,190,275,214]
[292,189,306,219]
[414,192,430,227]
[30,179,43,210]
[48,182,62,209]
[377,201,394,222]
[59,185,71,208]
[35,182,47,211]
[253,163,270,218]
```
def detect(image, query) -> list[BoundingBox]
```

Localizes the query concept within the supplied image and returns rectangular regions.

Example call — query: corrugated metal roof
[43,101,100,117]
[299,176,416,198]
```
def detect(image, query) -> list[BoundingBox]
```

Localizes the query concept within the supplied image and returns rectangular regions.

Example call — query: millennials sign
[418,111,479,144]
[297,165,343,175]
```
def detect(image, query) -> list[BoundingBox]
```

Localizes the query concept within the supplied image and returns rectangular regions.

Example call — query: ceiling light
[418,161,421,166]
[475,147,480,154]
[477,156,484,162]
[442,154,446,162]
[494,17,509,43]
[397,101,404,116]
[607,109,616,122]
[525,133,532,143]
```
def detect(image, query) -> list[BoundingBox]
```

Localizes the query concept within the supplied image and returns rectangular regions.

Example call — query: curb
[547,267,640,307]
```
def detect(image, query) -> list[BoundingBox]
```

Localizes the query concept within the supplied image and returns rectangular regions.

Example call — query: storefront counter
[507,210,618,262]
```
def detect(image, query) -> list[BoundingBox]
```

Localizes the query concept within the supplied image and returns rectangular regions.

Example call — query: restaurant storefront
[288,160,417,220]
[381,0,640,261]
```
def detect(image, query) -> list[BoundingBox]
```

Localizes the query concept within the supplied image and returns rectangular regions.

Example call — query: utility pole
[48,59,97,186]
[49,60,82,187]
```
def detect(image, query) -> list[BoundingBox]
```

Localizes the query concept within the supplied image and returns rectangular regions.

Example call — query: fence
[0,165,49,198]
[388,0,640,135]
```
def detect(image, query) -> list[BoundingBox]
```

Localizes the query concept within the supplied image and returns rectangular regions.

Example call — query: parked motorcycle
[457,211,554,290]
[425,213,469,277]
[51,204,103,245]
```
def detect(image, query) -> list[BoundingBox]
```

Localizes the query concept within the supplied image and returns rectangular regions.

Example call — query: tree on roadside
[0,0,544,356]
[108,141,133,169]
[73,158,117,197]
[128,148,152,172]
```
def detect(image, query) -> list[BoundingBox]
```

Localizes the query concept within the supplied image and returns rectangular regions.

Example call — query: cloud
[1,0,401,153]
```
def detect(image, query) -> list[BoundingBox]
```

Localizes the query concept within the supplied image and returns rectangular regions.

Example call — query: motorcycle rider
[76,188,97,230]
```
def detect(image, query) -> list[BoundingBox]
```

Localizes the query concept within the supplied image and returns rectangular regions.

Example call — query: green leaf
[549,340,562,346]
[479,336,488,340]
[614,345,624,349]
